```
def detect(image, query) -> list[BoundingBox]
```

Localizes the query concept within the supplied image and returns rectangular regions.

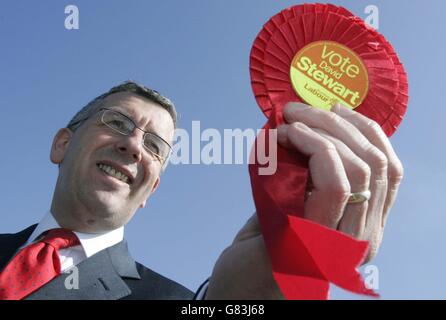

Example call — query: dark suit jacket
[0,225,194,300]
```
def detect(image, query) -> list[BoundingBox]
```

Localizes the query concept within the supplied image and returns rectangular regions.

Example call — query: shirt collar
[27,211,124,258]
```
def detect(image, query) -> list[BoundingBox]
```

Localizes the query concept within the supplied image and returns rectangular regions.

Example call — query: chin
[79,206,129,231]
[78,189,137,228]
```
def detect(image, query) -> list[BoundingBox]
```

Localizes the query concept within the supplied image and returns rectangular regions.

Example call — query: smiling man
[0,81,403,300]
[0,82,193,300]
[51,90,174,234]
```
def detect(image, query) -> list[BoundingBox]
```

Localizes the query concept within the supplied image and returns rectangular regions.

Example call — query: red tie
[0,228,80,300]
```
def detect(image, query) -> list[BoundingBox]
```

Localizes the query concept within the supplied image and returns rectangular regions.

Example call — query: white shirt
[23,212,210,298]
[24,212,124,272]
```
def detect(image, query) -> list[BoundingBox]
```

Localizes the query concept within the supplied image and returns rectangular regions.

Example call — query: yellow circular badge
[290,41,369,110]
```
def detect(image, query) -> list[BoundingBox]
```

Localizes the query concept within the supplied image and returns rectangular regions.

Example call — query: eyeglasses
[71,107,172,163]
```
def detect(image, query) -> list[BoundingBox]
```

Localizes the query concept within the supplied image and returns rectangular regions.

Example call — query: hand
[206,213,284,299]
[277,102,404,261]
[206,102,403,299]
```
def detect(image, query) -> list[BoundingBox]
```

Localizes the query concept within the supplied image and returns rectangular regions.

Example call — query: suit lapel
[27,240,141,300]
[26,241,139,300]
[0,224,141,300]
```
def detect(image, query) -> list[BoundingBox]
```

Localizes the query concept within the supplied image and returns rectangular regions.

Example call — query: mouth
[96,162,134,185]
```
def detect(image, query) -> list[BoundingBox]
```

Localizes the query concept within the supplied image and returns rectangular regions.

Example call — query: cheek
[76,133,111,161]
[136,161,160,193]
[65,136,106,177]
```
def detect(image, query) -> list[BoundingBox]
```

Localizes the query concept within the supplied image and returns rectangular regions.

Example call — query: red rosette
[250,3,408,135]
[250,4,355,117]
[248,3,408,299]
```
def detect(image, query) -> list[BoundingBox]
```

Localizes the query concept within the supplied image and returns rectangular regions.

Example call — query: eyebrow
[106,106,133,119]
[105,106,166,138]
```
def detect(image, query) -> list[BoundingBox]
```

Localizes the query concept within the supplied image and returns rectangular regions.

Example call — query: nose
[115,130,144,162]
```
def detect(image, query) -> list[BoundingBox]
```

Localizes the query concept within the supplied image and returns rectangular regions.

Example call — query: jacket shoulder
[0,225,37,251]
[0,225,37,268]
[122,262,194,300]
[0,225,36,241]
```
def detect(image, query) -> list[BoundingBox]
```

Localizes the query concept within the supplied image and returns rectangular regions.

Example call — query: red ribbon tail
[249,128,379,299]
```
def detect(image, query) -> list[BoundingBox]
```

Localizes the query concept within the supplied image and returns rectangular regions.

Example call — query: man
[0,81,403,299]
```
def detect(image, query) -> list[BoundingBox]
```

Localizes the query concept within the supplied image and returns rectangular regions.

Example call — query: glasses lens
[144,133,170,160]
[101,109,171,162]
[102,110,134,135]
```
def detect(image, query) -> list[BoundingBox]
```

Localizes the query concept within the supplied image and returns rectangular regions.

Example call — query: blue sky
[0,0,444,299]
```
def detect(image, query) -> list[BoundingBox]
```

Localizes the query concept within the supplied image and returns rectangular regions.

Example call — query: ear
[50,128,73,164]
[139,176,161,208]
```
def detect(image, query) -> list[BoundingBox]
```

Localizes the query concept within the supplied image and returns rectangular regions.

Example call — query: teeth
[98,164,130,184]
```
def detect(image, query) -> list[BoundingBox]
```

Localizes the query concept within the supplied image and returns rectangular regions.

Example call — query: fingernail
[330,102,341,113]
[331,103,352,116]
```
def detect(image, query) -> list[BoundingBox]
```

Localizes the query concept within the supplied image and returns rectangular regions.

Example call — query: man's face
[50,92,175,232]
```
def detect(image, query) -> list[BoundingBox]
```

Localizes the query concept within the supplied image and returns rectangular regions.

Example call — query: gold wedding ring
[347,190,371,204]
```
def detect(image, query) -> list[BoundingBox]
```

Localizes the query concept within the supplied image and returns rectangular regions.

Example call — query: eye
[145,139,161,155]
[108,119,126,131]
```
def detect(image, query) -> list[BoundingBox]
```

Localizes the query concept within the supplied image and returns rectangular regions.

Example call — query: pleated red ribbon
[249,3,408,299]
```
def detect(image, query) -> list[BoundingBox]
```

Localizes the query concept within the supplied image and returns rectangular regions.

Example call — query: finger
[331,103,404,228]
[278,123,350,228]
[283,102,375,159]
[314,128,370,239]
[283,103,388,251]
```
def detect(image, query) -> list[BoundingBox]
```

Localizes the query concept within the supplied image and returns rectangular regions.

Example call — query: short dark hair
[67,80,177,131]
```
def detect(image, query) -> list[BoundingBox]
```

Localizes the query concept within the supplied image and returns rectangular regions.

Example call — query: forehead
[99,92,174,139]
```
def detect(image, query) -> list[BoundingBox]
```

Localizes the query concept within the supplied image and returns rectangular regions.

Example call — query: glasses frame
[69,107,173,164]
